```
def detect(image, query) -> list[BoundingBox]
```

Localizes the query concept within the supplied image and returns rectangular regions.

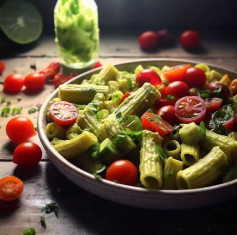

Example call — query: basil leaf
[156,146,168,162]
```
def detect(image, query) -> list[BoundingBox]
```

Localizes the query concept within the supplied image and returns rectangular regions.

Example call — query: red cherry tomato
[0,176,24,201]
[39,62,61,80]
[92,61,102,69]
[174,96,206,123]
[105,160,138,186]
[49,101,79,126]
[206,82,230,100]
[165,81,190,99]
[53,72,77,88]
[163,64,191,82]
[183,67,207,88]
[222,118,235,131]
[3,73,24,93]
[157,29,174,46]
[6,117,37,143]
[180,30,200,49]
[24,72,45,91]
[138,31,159,50]
[136,69,162,87]
[154,97,178,109]
[141,112,173,137]
[157,105,178,125]
[119,92,131,104]
[204,98,222,113]
[0,61,6,75]
[13,142,42,167]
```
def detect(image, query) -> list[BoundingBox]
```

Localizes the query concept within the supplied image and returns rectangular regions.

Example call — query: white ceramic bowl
[38,58,237,210]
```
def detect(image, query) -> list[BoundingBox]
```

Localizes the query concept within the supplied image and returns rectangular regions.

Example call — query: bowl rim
[37,58,237,198]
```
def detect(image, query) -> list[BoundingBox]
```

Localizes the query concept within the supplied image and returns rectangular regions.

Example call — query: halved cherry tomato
[119,92,131,104]
[39,62,61,80]
[138,31,159,50]
[174,96,206,123]
[204,98,222,113]
[179,30,200,49]
[24,72,45,91]
[183,67,207,88]
[105,160,138,186]
[136,69,162,87]
[53,72,77,88]
[0,176,24,201]
[223,118,235,131]
[13,142,42,167]
[165,81,189,99]
[141,112,173,136]
[0,61,6,75]
[6,117,37,143]
[50,101,79,126]
[92,61,103,69]
[163,64,191,81]
[3,73,24,93]
[157,105,178,126]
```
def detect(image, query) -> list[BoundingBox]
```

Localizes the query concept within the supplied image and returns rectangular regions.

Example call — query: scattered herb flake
[6,101,11,106]
[23,227,36,235]
[41,202,59,218]
[1,107,10,117]
[28,108,38,114]
[167,95,175,100]
[199,89,211,99]
[1,96,6,103]
[127,78,133,91]
[2,143,10,150]
[12,107,23,115]
[199,121,206,135]
[40,216,46,229]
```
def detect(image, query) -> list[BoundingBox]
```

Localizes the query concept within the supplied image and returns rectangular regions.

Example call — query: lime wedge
[0,0,43,44]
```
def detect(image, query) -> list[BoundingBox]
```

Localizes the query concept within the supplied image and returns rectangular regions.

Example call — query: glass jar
[54,0,99,71]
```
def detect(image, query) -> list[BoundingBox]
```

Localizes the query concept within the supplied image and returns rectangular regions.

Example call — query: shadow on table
[44,162,236,235]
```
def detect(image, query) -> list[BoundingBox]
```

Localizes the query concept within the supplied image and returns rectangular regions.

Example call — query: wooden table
[1,29,237,234]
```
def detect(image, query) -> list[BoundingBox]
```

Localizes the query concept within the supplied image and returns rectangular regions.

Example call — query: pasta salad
[44,62,237,190]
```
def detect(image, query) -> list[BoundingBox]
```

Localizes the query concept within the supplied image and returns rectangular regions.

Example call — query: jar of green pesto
[54,0,99,72]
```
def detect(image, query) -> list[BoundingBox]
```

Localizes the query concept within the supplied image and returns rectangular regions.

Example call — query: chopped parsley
[12,107,23,115]
[1,107,10,117]
[1,96,6,103]
[40,216,46,229]
[41,202,59,218]
[23,227,36,235]
[28,108,38,114]
[166,95,175,100]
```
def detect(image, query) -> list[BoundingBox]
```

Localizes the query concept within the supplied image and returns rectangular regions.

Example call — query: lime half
[0,0,43,44]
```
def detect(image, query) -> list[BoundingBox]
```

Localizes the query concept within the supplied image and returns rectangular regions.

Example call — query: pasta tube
[45,122,66,140]
[139,130,163,189]
[66,123,82,140]
[163,140,181,159]
[163,157,183,189]
[181,143,200,166]
[177,146,228,189]
[96,64,118,85]
[53,131,98,160]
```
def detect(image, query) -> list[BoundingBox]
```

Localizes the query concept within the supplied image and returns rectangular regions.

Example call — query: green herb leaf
[41,202,59,218]
[1,96,6,103]
[199,121,206,136]
[1,107,10,117]
[199,90,211,99]
[40,216,46,229]
[112,93,120,101]
[6,101,11,106]
[23,227,36,235]
[127,77,133,91]
[28,108,38,114]
[93,165,106,179]
[156,146,168,162]
[12,107,23,115]
[115,109,122,119]
[166,95,175,100]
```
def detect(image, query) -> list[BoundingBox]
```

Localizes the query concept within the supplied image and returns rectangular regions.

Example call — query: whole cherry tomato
[163,64,191,82]
[180,30,200,49]
[136,69,162,87]
[105,160,138,186]
[24,72,45,91]
[183,67,207,88]
[13,142,42,167]
[206,82,230,101]
[138,31,159,50]
[165,81,190,99]
[0,61,6,75]
[6,117,37,143]
[157,105,178,126]
[3,73,24,93]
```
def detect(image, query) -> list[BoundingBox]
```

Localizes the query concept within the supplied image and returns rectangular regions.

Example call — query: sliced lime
[0,0,43,44]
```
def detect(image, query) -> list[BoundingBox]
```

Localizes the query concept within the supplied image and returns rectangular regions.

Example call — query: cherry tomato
[53,72,77,88]
[141,112,173,137]
[157,105,178,125]
[92,61,102,69]
[50,101,79,126]
[183,67,207,88]
[222,118,235,131]
[138,31,159,50]
[6,117,37,143]
[174,96,206,123]
[119,92,131,104]
[163,64,191,82]
[13,142,42,167]
[204,98,222,113]
[3,73,24,93]
[206,82,230,100]
[39,62,61,80]
[0,61,6,75]
[0,176,24,201]
[157,29,174,46]
[165,81,190,99]
[136,69,162,87]
[179,30,200,49]
[24,72,45,91]
[105,160,138,186]
[154,97,178,109]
